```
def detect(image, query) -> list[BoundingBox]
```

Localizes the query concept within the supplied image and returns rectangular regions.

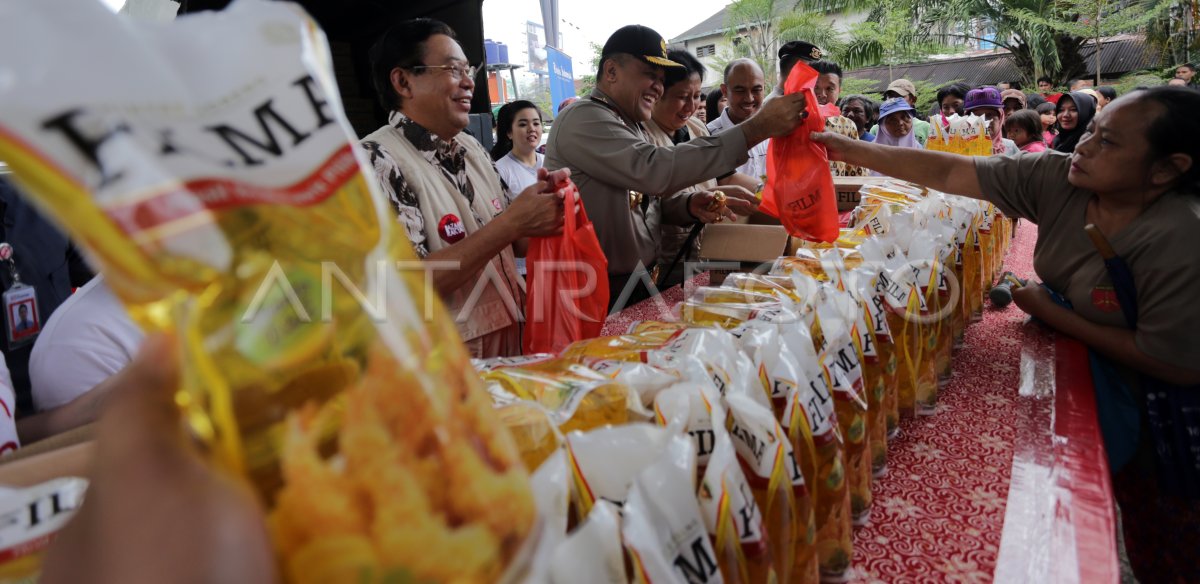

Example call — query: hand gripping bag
[0,2,536,582]
[525,184,610,354]
[758,62,838,243]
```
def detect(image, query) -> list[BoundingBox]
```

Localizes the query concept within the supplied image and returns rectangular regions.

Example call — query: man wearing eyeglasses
[361,18,570,358]
[544,24,809,310]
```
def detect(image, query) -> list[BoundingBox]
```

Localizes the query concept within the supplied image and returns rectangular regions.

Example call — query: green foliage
[908,78,949,116]
[840,77,883,97]
[835,0,954,69]
[798,0,1170,85]
[1145,1,1198,67]
[1110,71,1166,95]
[720,0,882,87]
[575,42,604,97]
[516,78,554,119]
[1009,0,1169,83]
[722,0,788,84]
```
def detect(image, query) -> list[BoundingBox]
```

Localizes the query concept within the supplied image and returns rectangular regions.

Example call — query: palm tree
[797,0,1168,83]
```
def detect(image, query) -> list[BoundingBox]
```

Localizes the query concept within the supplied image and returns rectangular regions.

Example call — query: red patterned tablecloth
[603,221,1049,582]
[843,222,1039,583]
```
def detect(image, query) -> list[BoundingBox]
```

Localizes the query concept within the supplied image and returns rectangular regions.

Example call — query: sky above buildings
[97,0,730,86]
[483,0,731,78]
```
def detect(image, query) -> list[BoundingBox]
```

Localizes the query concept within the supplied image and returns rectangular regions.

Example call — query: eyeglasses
[407,63,479,81]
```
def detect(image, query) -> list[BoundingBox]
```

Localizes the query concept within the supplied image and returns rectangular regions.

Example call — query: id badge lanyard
[0,243,40,348]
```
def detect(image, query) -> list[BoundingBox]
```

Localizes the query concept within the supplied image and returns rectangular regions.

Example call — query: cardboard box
[0,426,93,488]
[698,224,792,285]
[834,176,894,212]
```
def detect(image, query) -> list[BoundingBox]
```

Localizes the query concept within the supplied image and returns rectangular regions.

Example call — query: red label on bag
[1091,286,1120,313]
[438,214,466,243]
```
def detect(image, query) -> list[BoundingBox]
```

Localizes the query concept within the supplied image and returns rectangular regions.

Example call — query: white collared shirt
[707,108,768,180]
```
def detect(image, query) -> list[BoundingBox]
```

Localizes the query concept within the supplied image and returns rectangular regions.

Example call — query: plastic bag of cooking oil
[774,321,851,580]
[0,2,538,582]
[771,249,863,284]
[906,232,949,416]
[482,359,648,429]
[939,202,973,347]
[814,293,872,529]
[849,269,896,467]
[574,358,681,408]
[943,114,992,156]
[829,264,889,479]
[527,450,572,584]
[475,354,558,372]
[549,500,628,584]
[921,219,962,389]
[724,390,818,584]
[945,197,986,321]
[720,272,808,305]
[565,423,695,523]
[862,237,923,421]
[566,326,757,399]
[848,262,900,438]
[621,433,723,584]
[853,202,893,237]
[493,398,563,472]
[680,288,788,330]
[728,319,805,415]
[0,478,87,584]
[927,115,952,153]
[654,383,774,584]
[702,413,775,584]
[655,382,720,466]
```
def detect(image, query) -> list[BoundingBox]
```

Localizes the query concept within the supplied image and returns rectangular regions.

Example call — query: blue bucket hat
[878,97,915,120]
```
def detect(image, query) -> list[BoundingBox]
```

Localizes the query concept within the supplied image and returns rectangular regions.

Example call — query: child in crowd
[1003,109,1047,153]
[1035,101,1057,144]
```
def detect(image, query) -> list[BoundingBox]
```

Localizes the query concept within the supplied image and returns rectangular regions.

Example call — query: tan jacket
[544,89,750,276]
[362,124,523,356]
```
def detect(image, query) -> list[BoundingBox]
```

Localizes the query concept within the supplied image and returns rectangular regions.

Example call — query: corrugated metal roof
[671,0,804,44]
[844,35,1160,91]
[672,6,731,43]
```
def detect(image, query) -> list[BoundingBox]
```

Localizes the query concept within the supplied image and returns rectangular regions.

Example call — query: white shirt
[0,355,19,454]
[494,151,543,195]
[29,276,143,412]
[707,108,768,179]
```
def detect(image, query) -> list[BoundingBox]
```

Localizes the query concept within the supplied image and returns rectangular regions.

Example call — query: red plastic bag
[523,182,610,354]
[759,62,839,242]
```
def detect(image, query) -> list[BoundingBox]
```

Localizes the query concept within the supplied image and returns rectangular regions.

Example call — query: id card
[4,284,40,348]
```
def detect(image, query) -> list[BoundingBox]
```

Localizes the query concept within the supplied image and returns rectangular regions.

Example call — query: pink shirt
[1020,141,1048,153]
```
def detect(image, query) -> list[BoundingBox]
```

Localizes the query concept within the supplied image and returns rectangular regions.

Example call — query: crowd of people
[0,14,1193,583]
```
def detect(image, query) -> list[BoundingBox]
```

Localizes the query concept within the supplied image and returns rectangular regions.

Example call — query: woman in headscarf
[874,97,922,149]
[870,98,923,176]
[1051,91,1097,153]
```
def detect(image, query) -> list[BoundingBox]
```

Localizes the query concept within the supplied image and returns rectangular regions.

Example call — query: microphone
[989,272,1027,308]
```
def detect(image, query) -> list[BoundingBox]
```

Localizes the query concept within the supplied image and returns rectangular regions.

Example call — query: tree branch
[939,31,1019,52]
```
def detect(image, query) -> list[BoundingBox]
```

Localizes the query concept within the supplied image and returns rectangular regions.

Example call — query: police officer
[545,25,807,310]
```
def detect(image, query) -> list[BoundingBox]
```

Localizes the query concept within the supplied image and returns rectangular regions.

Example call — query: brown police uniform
[544,89,748,306]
